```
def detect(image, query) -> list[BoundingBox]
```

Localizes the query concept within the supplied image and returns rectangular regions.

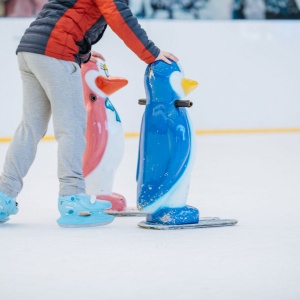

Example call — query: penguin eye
[89,94,97,102]
[169,71,185,99]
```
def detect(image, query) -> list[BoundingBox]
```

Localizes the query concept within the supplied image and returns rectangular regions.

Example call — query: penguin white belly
[142,114,196,213]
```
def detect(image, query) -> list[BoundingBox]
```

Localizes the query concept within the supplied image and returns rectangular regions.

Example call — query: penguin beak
[95,76,128,95]
[181,78,198,96]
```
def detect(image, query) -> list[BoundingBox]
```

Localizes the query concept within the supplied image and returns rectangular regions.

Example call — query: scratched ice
[1,133,300,300]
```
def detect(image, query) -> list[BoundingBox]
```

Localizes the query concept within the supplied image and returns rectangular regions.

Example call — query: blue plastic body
[136,61,199,224]
[146,206,199,225]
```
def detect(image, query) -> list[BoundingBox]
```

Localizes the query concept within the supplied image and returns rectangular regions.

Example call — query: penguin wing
[83,102,108,177]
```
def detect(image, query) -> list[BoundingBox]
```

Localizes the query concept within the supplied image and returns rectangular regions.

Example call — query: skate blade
[106,208,147,217]
[57,214,114,228]
[138,218,238,230]
[58,219,114,228]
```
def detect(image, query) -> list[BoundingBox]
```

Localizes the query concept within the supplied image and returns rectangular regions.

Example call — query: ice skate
[0,191,18,223]
[57,194,114,228]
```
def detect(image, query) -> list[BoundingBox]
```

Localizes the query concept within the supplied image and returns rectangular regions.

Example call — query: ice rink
[1,133,300,300]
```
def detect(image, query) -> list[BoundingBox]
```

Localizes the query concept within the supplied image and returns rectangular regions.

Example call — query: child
[0,0,178,227]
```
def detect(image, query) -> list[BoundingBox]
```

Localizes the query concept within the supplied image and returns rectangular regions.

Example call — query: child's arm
[94,0,162,64]
[90,50,178,65]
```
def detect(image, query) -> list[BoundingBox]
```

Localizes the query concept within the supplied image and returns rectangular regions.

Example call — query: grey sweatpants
[0,52,87,197]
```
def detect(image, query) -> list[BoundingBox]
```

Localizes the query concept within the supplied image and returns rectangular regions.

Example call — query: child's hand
[155,51,179,64]
[90,51,105,63]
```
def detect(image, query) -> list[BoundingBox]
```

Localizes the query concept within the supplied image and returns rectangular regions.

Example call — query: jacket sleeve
[93,0,160,64]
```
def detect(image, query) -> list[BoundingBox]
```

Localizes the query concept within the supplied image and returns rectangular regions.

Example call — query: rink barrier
[2,21,300,137]
[1,127,300,143]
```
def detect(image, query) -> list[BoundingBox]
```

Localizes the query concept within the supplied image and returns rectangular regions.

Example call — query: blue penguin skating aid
[136,60,238,230]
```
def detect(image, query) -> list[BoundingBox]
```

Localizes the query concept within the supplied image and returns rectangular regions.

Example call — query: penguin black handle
[138,99,146,105]
[174,100,193,107]
[138,99,193,108]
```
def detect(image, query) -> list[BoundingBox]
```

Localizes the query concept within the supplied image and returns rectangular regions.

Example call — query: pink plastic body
[81,60,128,211]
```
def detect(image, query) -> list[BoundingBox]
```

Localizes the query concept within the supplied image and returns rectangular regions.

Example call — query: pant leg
[0,52,51,197]
[21,53,87,195]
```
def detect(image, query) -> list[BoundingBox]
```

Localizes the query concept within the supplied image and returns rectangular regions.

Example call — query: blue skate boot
[146,205,199,225]
[57,194,115,228]
[0,191,18,223]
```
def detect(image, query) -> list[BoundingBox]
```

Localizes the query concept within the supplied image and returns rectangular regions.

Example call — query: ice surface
[1,134,300,300]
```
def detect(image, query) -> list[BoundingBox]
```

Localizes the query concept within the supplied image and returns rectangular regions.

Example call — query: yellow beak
[181,78,198,96]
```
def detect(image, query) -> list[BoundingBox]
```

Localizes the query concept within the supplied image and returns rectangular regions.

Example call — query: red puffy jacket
[16,0,160,65]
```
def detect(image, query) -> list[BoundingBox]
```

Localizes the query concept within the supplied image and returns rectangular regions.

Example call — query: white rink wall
[0,19,300,138]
